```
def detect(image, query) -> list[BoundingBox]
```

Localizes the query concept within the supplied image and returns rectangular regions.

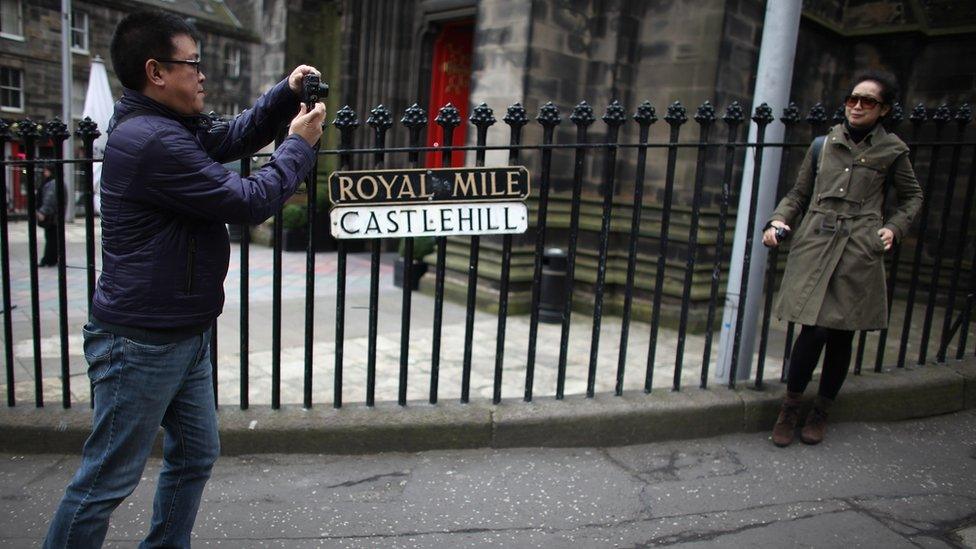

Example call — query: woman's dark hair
[850,70,900,106]
[110,11,201,91]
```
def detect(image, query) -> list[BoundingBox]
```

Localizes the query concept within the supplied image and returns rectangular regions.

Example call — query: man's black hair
[110,11,201,91]
[851,70,900,106]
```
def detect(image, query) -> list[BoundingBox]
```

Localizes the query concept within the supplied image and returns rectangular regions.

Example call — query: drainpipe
[715,1,802,384]
[61,0,75,221]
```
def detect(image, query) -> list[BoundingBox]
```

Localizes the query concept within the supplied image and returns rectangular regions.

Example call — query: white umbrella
[81,55,113,215]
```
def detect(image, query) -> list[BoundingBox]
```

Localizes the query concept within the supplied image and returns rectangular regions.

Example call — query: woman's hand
[762,220,790,247]
[878,227,894,251]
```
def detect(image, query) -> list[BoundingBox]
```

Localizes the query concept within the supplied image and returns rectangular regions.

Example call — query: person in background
[43,10,326,548]
[763,70,923,447]
[36,164,61,267]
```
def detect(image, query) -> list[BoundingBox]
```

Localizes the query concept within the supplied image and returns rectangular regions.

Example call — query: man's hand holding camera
[286,65,327,147]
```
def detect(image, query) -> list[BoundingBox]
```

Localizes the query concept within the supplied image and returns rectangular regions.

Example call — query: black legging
[786,324,855,400]
[41,223,57,265]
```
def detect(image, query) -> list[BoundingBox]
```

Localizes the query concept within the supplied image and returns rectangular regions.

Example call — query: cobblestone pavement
[2,410,975,547]
[0,219,967,407]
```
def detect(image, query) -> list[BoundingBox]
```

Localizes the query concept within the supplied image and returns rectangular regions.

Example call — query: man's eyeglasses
[156,58,202,74]
[845,94,881,110]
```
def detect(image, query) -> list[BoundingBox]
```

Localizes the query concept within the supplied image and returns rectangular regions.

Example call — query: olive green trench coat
[769,123,923,331]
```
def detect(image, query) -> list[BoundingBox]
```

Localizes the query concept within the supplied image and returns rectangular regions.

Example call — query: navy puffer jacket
[92,79,315,329]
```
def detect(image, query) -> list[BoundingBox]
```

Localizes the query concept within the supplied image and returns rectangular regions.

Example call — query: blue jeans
[44,324,219,548]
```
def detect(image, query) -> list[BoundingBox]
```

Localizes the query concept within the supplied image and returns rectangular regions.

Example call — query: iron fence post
[0,120,13,407]
[461,103,496,404]
[44,118,71,408]
[587,100,626,398]
[554,101,595,399]
[525,102,561,402]
[365,104,392,405]
[702,102,744,388]
[16,119,43,407]
[332,105,360,409]
[493,103,528,404]
[646,101,687,393]
[617,101,656,395]
[675,101,715,391]
[728,103,774,388]
[935,104,972,362]
[399,103,426,406]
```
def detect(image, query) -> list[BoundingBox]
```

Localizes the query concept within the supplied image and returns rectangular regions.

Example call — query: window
[224,45,241,79]
[0,0,23,39]
[71,9,89,53]
[0,67,23,112]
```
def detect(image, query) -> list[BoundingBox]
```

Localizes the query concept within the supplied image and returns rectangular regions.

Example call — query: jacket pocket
[185,235,197,294]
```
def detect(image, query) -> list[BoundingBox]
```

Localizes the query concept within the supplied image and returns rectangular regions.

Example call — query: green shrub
[281,204,307,230]
[398,236,435,261]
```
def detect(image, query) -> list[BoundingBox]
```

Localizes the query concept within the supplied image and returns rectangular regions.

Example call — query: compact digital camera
[302,74,329,111]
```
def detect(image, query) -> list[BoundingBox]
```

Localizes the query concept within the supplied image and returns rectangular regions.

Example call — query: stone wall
[0,0,259,128]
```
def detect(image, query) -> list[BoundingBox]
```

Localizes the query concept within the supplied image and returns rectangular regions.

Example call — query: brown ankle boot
[772,392,803,447]
[801,396,832,445]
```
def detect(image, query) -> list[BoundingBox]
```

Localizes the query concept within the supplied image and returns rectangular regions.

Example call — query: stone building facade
[0,0,259,135]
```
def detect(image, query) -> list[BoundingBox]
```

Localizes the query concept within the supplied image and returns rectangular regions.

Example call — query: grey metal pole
[61,0,76,221]
[715,0,802,384]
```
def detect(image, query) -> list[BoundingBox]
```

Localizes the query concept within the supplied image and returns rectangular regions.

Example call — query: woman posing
[763,71,923,446]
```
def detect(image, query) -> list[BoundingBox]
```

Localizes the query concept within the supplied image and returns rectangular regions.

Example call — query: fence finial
[14,118,38,141]
[435,103,461,129]
[633,101,657,126]
[367,104,393,131]
[805,102,828,127]
[831,104,846,124]
[43,118,70,143]
[504,102,529,128]
[780,102,801,126]
[469,102,496,129]
[932,103,952,127]
[536,101,561,128]
[723,101,745,125]
[752,103,774,125]
[909,103,928,126]
[570,100,595,127]
[665,101,688,126]
[956,103,973,128]
[885,102,904,130]
[602,100,627,127]
[694,101,717,126]
[75,116,101,141]
[332,105,360,129]
[401,103,427,129]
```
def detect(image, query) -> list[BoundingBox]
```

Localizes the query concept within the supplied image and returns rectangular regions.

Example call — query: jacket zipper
[185,236,196,294]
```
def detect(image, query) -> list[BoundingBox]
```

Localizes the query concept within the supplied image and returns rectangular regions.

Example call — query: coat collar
[830,122,887,148]
[108,88,209,134]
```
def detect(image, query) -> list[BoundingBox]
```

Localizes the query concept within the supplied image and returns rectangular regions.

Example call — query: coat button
[860,158,866,162]
[840,187,844,192]
[845,168,850,172]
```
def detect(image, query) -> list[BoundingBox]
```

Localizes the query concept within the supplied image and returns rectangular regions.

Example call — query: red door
[426,20,474,168]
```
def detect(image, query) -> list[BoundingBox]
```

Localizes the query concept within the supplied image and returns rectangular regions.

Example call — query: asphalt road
[2,410,975,548]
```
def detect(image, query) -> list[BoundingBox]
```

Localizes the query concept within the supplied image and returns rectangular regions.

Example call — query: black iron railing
[0,98,973,410]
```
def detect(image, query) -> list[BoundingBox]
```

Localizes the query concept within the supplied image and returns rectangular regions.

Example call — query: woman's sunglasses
[845,94,881,110]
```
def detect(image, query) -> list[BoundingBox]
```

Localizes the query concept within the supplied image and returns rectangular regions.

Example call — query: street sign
[330,201,528,239]
[328,166,531,239]
[328,166,530,206]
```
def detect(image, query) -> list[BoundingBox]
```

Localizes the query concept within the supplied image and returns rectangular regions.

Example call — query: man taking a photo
[44,10,325,548]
